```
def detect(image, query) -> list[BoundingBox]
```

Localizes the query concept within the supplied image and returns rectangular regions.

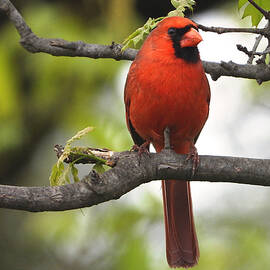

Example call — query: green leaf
[58,126,93,166]
[49,162,64,186]
[171,0,195,9]
[242,2,263,26]
[66,126,94,145]
[122,17,162,51]
[171,0,181,8]
[57,164,71,185]
[168,0,195,17]
[93,162,105,174]
[239,0,270,26]
[49,126,94,186]
[58,126,94,166]
[238,0,248,9]
[71,164,80,182]
[168,10,183,17]
[50,162,80,186]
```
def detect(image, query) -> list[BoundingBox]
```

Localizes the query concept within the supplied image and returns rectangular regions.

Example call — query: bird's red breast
[124,16,210,268]
[125,17,210,153]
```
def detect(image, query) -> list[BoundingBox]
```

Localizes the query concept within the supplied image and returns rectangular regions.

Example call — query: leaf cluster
[122,0,195,50]
[49,127,106,186]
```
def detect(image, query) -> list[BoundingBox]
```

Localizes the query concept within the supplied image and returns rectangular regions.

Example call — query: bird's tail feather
[162,180,199,268]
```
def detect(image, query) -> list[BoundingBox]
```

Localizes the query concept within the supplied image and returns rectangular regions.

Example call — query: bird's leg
[164,127,171,150]
[186,144,199,178]
[162,127,175,155]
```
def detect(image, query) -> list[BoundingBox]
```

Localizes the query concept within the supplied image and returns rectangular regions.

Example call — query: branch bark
[1,0,270,83]
[197,24,268,36]
[202,61,270,83]
[0,150,270,212]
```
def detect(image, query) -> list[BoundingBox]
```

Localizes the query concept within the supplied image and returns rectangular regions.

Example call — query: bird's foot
[131,141,150,154]
[186,144,199,178]
[131,141,151,165]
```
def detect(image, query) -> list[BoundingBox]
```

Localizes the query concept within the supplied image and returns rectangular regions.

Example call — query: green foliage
[239,0,270,26]
[71,164,80,182]
[92,162,106,173]
[50,163,65,186]
[58,127,94,164]
[122,0,196,50]
[122,17,163,51]
[49,127,106,186]
[168,0,196,16]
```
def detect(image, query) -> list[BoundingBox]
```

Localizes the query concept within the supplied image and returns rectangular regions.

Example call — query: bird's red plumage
[124,17,210,268]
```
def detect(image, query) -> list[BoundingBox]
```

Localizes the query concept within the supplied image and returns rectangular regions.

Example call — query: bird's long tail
[162,180,199,268]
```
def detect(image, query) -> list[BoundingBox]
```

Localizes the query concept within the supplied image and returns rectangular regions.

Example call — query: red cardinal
[124,17,210,268]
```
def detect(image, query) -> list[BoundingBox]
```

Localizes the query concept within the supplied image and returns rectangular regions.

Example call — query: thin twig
[197,24,268,37]
[237,44,253,57]
[261,22,270,65]
[237,44,270,58]
[244,22,270,64]
[254,48,270,56]
[54,145,119,167]
[248,34,263,64]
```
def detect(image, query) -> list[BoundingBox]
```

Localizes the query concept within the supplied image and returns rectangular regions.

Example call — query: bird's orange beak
[180,28,202,48]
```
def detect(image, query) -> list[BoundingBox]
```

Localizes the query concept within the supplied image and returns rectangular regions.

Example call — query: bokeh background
[1,0,270,269]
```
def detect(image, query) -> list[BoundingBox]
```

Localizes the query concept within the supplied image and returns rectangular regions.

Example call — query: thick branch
[0,0,137,60]
[1,0,270,82]
[0,150,269,212]
[202,61,270,83]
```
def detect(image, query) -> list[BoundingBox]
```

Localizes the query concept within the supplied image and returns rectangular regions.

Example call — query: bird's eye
[168,28,177,35]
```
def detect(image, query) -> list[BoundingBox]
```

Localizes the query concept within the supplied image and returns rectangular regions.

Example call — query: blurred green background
[1,0,270,269]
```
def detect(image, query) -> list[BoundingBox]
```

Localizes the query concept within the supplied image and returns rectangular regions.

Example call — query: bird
[124,16,210,268]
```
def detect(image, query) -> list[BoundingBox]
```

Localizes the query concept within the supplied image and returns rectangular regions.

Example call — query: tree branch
[1,0,270,83]
[237,44,270,58]
[197,24,268,36]
[0,150,270,212]
[201,60,270,83]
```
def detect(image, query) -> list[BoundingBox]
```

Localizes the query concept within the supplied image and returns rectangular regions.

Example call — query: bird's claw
[186,145,199,178]
[131,141,150,155]
[131,141,151,165]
